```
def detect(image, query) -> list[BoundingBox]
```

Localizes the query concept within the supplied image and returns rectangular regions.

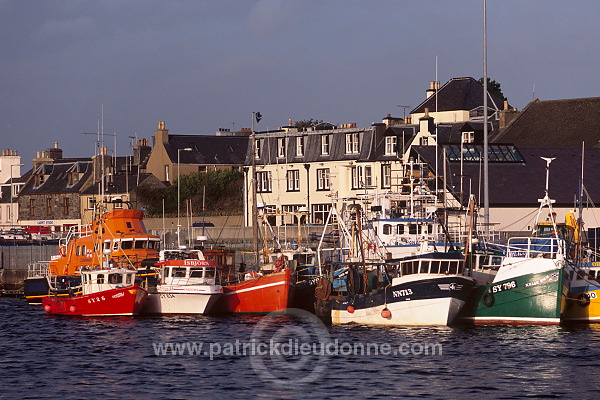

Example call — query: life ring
[577,293,591,307]
[482,293,495,307]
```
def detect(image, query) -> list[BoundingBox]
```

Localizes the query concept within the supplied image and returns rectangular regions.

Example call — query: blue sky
[2,0,599,165]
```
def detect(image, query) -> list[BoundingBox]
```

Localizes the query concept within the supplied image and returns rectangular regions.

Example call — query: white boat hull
[143,285,222,314]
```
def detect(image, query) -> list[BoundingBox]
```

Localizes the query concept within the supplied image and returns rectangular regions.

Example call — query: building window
[256,171,272,193]
[287,170,300,192]
[46,198,52,216]
[68,173,79,186]
[277,138,285,158]
[321,135,330,155]
[351,165,373,189]
[419,136,429,145]
[254,139,261,159]
[87,197,96,210]
[164,165,170,181]
[296,137,304,157]
[317,168,330,190]
[346,132,359,154]
[63,198,69,216]
[462,131,475,144]
[385,136,397,155]
[281,204,305,225]
[34,174,46,187]
[312,203,332,224]
[29,199,35,217]
[382,164,391,189]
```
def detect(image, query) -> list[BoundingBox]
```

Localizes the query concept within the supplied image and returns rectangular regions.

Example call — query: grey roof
[411,146,597,207]
[412,77,505,115]
[80,173,164,195]
[491,97,600,147]
[165,135,250,166]
[247,127,379,165]
[19,161,93,195]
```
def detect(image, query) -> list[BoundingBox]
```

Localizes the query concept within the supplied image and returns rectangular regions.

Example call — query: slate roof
[248,127,379,165]
[19,161,93,195]
[165,135,250,166]
[411,146,598,208]
[491,97,600,147]
[80,173,163,195]
[412,77,505,114]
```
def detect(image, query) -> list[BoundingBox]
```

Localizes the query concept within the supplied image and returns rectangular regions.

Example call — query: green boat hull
[458,268,565,325]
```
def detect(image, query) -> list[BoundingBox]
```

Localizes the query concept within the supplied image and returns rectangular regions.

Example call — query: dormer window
[277,138,286,158]
[345,133,359,154]
[385,136,397,155]
[296,136,304,157]
[34,174,46,187]
[321,135,330,155]
[254,139,262,159]
[462,131,475,144]
[68,172,80,186]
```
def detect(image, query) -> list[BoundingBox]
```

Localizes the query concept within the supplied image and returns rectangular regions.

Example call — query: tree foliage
[478,77,507,101]
[136,170,245,217]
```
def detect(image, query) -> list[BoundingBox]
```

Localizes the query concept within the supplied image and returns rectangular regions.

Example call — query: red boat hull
[42,285,148,316]
[220,269,292,313]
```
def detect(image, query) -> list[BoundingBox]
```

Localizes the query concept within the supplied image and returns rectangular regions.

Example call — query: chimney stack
[153,121,169,146]
[426,81,440,98]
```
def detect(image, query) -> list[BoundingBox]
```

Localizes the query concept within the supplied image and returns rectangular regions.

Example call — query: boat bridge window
[173,268,186,278]
[103,241,111,250]
[121,240,133,250]
[134,240,146,249]
[190,268,204,278]
[409,224,417,234]
[113,241,119,251]
[109,274,123,284]
[97,274,105,284]
[430,261,440,274]
[205,269,215,278]
[397,225,405,234]
[148,240,160,250]
[383,224,392,235]
[126,274,132,284]
[76,246,81,256]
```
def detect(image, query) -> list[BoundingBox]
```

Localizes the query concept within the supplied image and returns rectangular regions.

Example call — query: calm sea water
[1,296,600,399]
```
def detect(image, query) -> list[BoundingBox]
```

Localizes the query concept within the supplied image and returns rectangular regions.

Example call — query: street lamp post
[10,163,24,228]
[177,147,192,248]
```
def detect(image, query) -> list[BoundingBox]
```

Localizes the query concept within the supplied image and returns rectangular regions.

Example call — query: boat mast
[483,0,490,236]
[251,112,259,268]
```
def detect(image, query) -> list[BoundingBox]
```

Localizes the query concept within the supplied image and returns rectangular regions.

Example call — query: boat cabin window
[190,268,204,278]
[419,261,429,274]
[103,241,111,250]
[397,225,405,234]
[205,269,215,278]
[134,240,146,249]
[76,246,81,256]
[383,224,392,235]
[126,274,132,284]
[109,274,123,284]
[97,274,105,284]
[126,222,132,229]
[409,224,417,234]
[173,268,187,278]
[81,245,87,257]
[427,225,433,234]
[430,261,440,274]
[148,240,159,250]
[121,240,133,250]
[113,241,119,250]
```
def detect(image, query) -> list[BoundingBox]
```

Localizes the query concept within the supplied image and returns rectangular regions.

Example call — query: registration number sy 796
[491,280,517,293]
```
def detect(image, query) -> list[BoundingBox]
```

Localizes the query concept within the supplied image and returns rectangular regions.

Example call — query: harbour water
[2,297,600,399]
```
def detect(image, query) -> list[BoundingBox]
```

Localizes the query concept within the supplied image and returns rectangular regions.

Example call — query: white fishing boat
[142,249,223,315]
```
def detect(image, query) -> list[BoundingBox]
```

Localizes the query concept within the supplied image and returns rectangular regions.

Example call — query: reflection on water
[2,297,600,399]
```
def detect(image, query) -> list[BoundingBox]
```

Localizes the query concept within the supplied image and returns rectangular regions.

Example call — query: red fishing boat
[219,268,292,313]
[42,267,147,316]
[25,200,160,304]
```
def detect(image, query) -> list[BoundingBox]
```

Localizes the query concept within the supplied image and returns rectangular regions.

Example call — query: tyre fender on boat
[577,293,591,307]
[482,292,495,307]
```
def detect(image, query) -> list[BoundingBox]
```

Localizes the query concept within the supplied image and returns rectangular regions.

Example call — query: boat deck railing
[27,261,49,278]
[506,237,563,258]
